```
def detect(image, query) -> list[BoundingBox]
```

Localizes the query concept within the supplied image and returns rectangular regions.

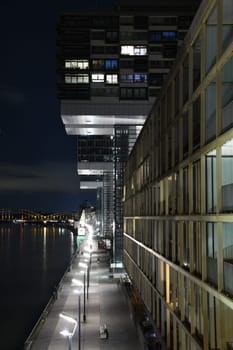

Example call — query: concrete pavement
[30,247,142,350]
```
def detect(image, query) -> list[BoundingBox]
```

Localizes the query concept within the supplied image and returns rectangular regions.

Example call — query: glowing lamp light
[79,262,88,269]
[59,313,77,324]
[72,278,83,287]
[60,329,72,337]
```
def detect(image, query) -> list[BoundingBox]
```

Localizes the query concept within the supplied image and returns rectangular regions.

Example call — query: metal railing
[24,250,77,349]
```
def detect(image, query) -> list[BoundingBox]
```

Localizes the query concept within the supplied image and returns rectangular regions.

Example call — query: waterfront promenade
[30,245,142,350]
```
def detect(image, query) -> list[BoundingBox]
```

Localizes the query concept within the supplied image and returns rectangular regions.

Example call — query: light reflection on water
[0,223,76,350]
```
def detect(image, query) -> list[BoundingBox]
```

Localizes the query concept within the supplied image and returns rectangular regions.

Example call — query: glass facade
[123,0,233,349]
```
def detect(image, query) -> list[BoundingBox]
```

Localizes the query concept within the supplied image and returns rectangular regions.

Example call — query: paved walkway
[31,247,142,350]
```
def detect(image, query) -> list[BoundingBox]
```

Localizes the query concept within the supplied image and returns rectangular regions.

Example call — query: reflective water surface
[0,223,75,350]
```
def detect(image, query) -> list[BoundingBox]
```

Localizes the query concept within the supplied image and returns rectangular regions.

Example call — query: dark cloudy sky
[0,0,115,213]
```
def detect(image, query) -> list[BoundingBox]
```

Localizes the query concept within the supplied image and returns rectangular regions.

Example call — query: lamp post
[72,279,82,350]
[83,252,91,293]
[79,261,89,301]
[79,264,87,322]
[59,313,77,350]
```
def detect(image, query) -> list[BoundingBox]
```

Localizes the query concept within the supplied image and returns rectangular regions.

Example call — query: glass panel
[206,150,217,213]
[222,0,233,52]
[183,167,189,214]
[221,57,233,132]
[193,222,202,275]
[175,121,179,164]
[193,96,200,150]
[223,223,233,295]
[194,284,203,341]
[91,73,104,82]
[134,46,147,56]
[183,222,190,268]
[193,36,201,91]
[183,112,189,158]
[183,56,189,103]
[205,6,217,73]
[193,160,201,213]
[206,222,218,286]
[205,78,216,142]
[106,74,118,84]
[221,138,233,212]
[92,59,104,70]
[174,73,180,115]
[105,59,118,70]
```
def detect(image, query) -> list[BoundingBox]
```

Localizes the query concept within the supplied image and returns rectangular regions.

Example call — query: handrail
[223,243,233,260]
[24,250,77,349]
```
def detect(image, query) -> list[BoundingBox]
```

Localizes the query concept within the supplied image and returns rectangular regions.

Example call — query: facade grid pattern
[123,0,233,349]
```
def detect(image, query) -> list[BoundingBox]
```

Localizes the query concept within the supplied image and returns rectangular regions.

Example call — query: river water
[0,223,76,350]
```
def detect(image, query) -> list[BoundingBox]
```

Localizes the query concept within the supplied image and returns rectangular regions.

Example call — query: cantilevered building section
[57,0,201,264]
[123,0,233,348]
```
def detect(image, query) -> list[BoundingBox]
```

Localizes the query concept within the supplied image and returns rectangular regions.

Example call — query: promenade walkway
[31,246,142,350]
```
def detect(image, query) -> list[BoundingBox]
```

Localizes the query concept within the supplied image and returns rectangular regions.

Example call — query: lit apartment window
[120,74,147,83]
[162,31,176,40]
[106,74,118,84]
[134,74,147,83]
[77,74,89,83]
[65,74,89,84]
[121,45,147,56]
[149,31,176,42]
[65,60,89,70]
[91,73,104,83]
[105,59,118,70]
[121,45,134,55]
[65,75,76,83]
[92,59,104,70]
[134,46,147,56]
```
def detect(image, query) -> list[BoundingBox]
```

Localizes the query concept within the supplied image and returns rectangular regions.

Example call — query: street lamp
[78,264,87,322]
[83,253,91,291]
[79,261,89,300]
[72,279,82,350]
[59,313,77,350]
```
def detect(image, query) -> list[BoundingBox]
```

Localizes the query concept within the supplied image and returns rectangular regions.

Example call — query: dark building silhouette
[57,0,201,264]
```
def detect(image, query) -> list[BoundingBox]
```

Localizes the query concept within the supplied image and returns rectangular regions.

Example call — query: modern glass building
[123,0,233,348]
[57,0,201,264]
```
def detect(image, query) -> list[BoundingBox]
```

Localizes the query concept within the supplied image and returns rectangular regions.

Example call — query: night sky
[0,0,115,213]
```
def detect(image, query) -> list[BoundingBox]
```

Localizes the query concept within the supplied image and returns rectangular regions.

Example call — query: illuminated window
[91,73,104,82]
[65,74,89,84]
[120,74,147,83]
[106,74,118,84]
[162,31,176,40]
[121,45,147,56]
[65,60,89,70]
[134,46,147,55]
[105,59,118,70]
[121,46,134,55]
[134,74,147,83]
[92,59,104,70]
